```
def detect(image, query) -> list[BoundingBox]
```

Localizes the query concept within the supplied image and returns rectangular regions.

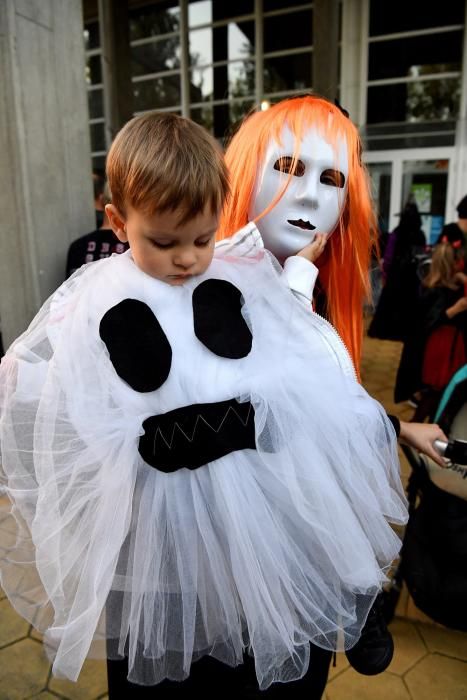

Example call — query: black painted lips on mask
[287,219,316,231]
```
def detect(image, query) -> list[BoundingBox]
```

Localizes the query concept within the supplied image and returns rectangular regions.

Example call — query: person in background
[65,181,129,278]
[437,194,467,249]
[395,240,467,421]
[368,201,426,342]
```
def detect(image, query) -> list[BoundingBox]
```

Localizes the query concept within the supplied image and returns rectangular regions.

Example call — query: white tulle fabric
[0,224,407,689]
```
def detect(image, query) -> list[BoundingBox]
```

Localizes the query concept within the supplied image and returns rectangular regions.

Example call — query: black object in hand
[434,439,467,465]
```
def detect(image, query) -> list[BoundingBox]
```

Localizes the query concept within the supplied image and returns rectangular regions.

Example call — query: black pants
[107,645,332,699]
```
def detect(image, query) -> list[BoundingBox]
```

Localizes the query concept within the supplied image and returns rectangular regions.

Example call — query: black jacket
[66,229,129,279]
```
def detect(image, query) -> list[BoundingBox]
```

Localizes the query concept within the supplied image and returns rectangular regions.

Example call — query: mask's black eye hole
[193,280,252,359]
[100,299,172,392]
[320,169,345,188]
[273,156,305,177]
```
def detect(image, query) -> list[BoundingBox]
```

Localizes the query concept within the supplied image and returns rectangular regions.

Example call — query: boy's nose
[174,250,197,269]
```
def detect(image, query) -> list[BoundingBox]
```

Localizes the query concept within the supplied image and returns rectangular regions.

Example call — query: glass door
[401,159,449,245]
[365,148,454,240]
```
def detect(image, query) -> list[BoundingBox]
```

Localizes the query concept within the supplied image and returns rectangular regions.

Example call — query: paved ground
[0,330,466,699]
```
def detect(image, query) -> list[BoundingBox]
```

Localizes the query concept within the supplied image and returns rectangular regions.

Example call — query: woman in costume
[217,95,453,678]
[368,201,426,342]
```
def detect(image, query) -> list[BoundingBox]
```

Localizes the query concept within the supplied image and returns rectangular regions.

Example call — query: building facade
[1,0,466,347]
[84,0,467,241]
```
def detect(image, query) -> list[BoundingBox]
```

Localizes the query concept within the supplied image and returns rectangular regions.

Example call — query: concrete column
[179,0,190,118]
[340,0,369,127]
[312,0,339,102]
[449,0,467,220]
[448,118,467,222]
[254,0,263,106]
[98,0,133,146]
[0,0,95,349]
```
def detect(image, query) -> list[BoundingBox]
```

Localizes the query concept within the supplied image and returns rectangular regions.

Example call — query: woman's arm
[282,234,328,304]
[395,418,449,467]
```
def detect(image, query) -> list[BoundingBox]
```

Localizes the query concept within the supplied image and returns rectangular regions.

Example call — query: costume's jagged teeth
[152,403,253,453]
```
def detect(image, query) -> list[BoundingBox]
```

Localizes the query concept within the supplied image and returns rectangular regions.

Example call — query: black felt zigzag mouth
[138,398,256,472]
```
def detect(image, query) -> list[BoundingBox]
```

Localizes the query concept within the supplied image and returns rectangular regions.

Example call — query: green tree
[406,64,461,122]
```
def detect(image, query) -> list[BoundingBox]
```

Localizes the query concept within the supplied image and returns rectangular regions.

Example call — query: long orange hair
[218,95,377,374]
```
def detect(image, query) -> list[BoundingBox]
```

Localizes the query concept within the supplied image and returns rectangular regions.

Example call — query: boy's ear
[105,204,128,242]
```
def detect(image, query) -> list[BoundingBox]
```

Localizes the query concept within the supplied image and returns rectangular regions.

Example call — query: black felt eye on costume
[99,299,172,392]
[192,279,252,359]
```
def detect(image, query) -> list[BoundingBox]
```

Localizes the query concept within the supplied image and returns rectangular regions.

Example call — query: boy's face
[106,204,218,284]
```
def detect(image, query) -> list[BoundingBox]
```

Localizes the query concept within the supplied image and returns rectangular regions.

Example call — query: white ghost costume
[0,224,407,689]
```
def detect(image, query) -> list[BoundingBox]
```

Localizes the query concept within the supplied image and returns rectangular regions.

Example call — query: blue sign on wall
[430,215,444,245]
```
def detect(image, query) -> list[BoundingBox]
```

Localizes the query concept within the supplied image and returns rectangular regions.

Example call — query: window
[129,1,180,41]
[130,1,182,114]
[366,0,464,146]
[369,1,464,36]
[263,9,313,53]
[83,1,317,140]
[264,53,312,95]
[187,1,256,136]
[84,20,105,170]
[368,32,463,81]
[262,3,313,102]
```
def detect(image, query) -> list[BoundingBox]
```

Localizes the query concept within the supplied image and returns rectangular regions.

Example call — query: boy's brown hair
[106,112,229,225]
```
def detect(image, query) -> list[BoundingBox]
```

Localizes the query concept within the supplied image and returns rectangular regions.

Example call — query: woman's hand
[399,421,449,467]
[296,233,327,263]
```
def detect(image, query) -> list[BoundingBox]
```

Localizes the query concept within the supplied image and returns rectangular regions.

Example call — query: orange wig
[218,95,377,375]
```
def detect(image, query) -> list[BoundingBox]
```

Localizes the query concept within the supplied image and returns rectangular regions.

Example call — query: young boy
[0,112,408,700]
[103,112,334,699]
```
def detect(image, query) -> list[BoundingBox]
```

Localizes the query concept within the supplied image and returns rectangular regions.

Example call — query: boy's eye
[151,240,174,249]
[320,169,345,188]
[196,237,213,247]
[273,156,305,177]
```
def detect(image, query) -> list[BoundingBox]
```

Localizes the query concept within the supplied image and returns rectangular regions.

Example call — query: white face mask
[249,125,349,262]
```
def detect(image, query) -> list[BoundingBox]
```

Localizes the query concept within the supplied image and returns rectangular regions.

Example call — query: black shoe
[345,593,394,676]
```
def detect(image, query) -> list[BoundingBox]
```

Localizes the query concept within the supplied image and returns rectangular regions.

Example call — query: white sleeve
[282,256,318,305]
